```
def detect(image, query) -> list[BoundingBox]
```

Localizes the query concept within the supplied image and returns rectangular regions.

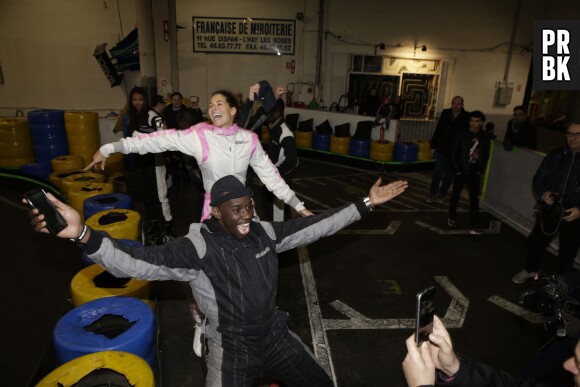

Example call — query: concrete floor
[1,152,570,386]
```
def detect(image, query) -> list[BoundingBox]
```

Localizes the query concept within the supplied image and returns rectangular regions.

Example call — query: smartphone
[24,188,68,235]
[415,286,436,346]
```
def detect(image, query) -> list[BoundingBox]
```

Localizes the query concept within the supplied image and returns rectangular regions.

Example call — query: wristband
[70,224,88,243]
[363,196,374,211]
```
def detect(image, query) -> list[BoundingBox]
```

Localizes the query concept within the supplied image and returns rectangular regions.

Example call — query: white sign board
[192,17,295,55]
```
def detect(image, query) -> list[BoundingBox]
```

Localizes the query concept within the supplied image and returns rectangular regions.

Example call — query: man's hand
[563,207,580,222]
[24,192,84,240]
[402,336,436,386]
[298,208,314,217]
[427,316,460,377]
[367,179,408,207]
[85,150,107,171]
[275,86,285,99]
[248,83,260,101]
[543,191,557,205]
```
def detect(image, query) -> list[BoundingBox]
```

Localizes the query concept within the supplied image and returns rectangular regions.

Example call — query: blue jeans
[429,150,453,198]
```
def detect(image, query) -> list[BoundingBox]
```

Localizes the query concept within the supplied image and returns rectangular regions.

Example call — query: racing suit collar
[212,124,240,136]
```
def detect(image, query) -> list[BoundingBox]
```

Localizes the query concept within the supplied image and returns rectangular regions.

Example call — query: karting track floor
[1,156,566,386]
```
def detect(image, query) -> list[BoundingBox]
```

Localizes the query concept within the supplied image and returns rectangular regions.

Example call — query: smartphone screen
[24,188,68,235]
[415,286,436,346]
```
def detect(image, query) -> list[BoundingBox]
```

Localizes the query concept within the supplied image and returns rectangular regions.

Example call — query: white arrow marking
[336,221,401,235]
[487,295,544,323]
[323,276,469,330]
[298,245,336,383]
[415,219,502,235]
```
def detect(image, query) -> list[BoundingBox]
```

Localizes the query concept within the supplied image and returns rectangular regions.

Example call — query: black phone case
[24,188,68,235]
[415,286,436,346]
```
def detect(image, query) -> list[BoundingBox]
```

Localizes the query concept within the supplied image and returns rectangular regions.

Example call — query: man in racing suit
[28,175,408,387]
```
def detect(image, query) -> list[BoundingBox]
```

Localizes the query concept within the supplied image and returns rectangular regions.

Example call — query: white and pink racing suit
[99,122,305,220]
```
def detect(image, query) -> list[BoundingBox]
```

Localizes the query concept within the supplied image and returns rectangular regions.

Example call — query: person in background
[426,96,470,203]
[262,85,299,221]
[163,92,203,200]
[27,175,408,387]
[503,105,537,151]
[122,87,168,244]
[512,121,580,284]
[148,94,172,243]
[164,91,203,130]
[359,87,382,117]
[447,110,491,235]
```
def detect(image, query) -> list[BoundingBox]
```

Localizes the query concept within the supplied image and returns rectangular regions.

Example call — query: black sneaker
[447,218,456,227]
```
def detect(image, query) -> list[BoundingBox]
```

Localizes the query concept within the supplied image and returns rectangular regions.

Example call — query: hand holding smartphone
[24,188,68,235]
[415,286,436,346]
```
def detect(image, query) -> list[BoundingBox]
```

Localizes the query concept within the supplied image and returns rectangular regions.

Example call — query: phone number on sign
[206,42,292,52]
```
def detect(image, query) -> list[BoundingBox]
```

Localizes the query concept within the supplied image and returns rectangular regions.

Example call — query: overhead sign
[192,17,295,55]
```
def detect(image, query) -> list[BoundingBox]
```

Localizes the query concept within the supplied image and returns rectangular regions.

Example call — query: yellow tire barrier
[104,152,126,177]
[68,182,114,220]
[370,140,394,161]
[51,155,86,172]
[415,139,432,161]
[70,264,153,308]
[0,117,35,167]
[86,209,141,241]
[330,136,350,155]
[64,111,100,166]
[49,169,86,192]
[295,131,313,149]
[61,172,105,199]
[35,350,154,387]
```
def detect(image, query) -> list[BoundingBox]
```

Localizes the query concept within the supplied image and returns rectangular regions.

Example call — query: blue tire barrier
[20,162,53,180]
[35,351,155,387]
[394,142,419,162]
[348,139,371,158]
[312,133,331,151]
[81,238,143,267]
[83,193,133,221]
[53,296,157,369]
[27,110,68,164]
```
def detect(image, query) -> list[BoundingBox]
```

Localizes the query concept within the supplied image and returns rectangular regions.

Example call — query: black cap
[257,80,278,113]
[210,175,254,207]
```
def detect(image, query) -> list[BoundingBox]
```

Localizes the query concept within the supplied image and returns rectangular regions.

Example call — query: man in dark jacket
[402,315,580,386]
[447,110,491,234]
[264,89,299,221]
[426,96,470,203]
[512,121,580,284]
[503,105,537,151]
[27,175,408,387]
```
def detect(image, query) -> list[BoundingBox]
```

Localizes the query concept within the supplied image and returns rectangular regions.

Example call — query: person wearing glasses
[512,120,580,284]
[503,105,537,151]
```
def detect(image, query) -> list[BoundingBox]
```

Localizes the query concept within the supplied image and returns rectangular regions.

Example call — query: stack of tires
[0,117,35,168]
[415,139,432,161]
[370,140,394,162]
[35,350,154,386]
[64,111,101,167]
[26,110,68,178]
[394,142,419,162]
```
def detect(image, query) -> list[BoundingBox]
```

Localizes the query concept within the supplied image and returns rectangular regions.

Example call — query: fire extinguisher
[286,91,293,107]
